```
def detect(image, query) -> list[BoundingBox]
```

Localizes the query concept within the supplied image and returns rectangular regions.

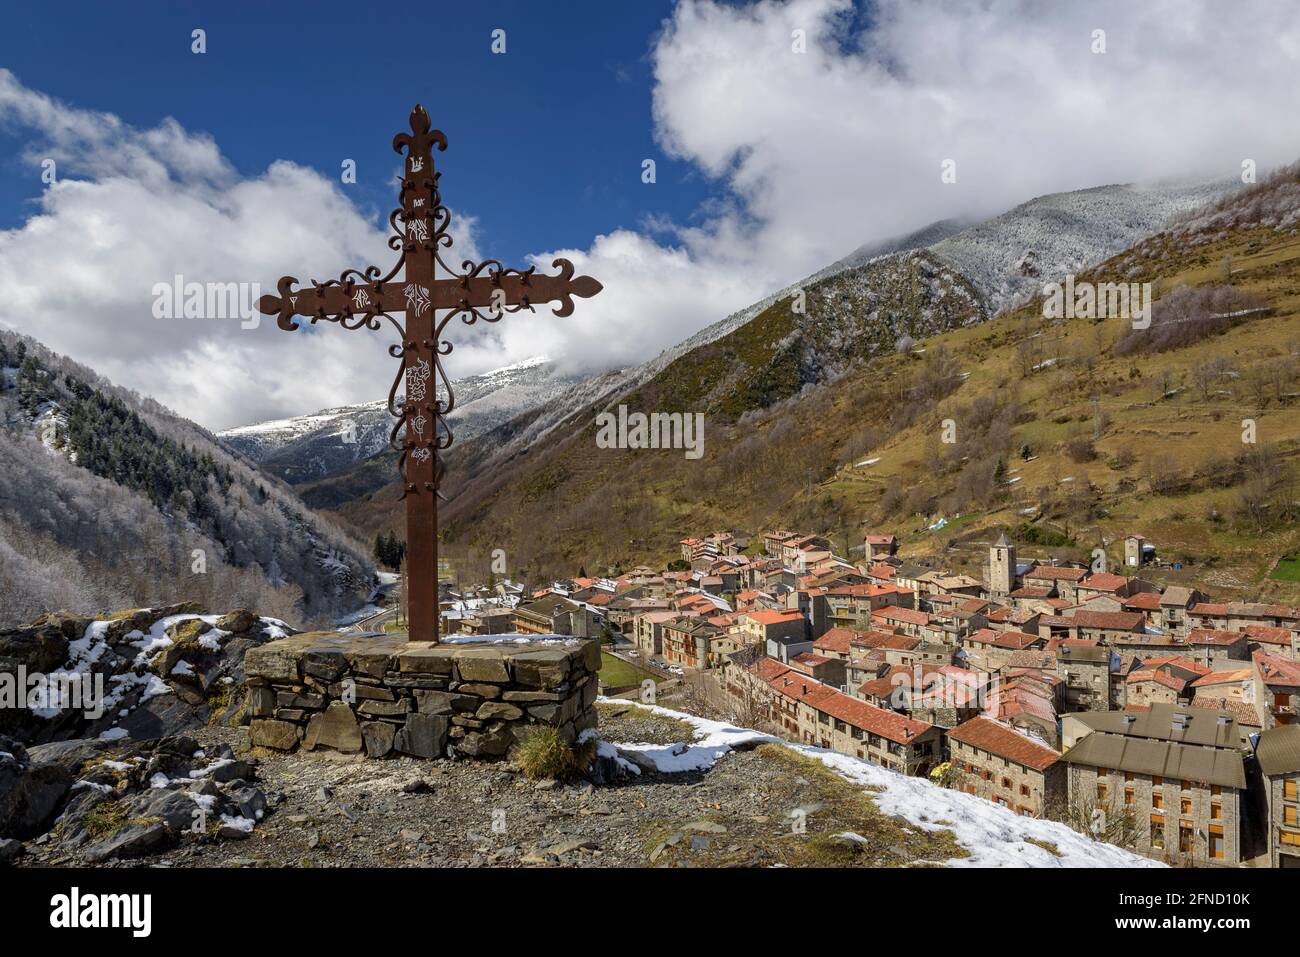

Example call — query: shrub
[515,727,598,781]
[1065,436,1097,463]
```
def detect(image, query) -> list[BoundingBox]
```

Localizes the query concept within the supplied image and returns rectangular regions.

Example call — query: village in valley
[434,526,1300,868]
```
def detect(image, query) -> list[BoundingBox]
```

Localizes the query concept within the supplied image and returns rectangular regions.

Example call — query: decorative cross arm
[256,258,602,333]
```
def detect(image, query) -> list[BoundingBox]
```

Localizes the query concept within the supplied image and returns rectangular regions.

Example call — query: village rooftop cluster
[432,529,1300,868]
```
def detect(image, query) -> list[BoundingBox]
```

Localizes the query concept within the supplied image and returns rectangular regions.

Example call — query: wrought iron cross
[256,105,601,643]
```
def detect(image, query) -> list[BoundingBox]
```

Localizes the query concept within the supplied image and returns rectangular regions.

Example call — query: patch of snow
[98,727,130,741]
[189,758,233,779]
[440,633,580,646]
[219,813,255,834]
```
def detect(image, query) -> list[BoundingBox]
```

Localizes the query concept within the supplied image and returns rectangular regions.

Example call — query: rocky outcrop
[244,633,600,761]
[0,605,297,745]
[1,731,272,859]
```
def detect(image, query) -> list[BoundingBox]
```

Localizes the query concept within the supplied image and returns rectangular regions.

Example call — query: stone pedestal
[243,633,600,760]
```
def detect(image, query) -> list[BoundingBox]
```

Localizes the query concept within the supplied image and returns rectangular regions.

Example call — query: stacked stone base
[243,633,600,760]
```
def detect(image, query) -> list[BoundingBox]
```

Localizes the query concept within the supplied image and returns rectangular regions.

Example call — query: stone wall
[243,633,600,760]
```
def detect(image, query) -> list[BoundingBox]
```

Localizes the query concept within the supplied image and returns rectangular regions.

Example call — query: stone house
[948,716,1065,817]
[864,533,898,561]
[511,594,602,638]
[961,628,1044,674]
[762,667,941,775]
[1119,591,1165,629]
[1123,656,1208,711]
[1188,601,1300,635]
[1254,724,1300,868]
[661,616,724,670]
[1060,704,1248,866]
[1158,586,1202,635]
[1059,610,1147,643]
[787,651,846,688]
[1056,643,1118,711]
[736,607,807,656]
[1254,651,1300,728]
[1020,564,1088,604]
[1184,629,1252,667]
[858,663,982,729]
[871,605,933,639]
[1189,668,1262,718]
[633,609,678,660]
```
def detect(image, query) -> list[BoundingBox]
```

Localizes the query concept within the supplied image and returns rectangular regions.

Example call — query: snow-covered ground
[600,698,1161,868]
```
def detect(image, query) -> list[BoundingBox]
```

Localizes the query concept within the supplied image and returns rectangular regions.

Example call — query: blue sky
[3,1,1300,430]
[0,0,709,266]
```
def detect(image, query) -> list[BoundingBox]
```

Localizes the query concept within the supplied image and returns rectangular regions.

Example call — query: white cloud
[3,1,1300,429]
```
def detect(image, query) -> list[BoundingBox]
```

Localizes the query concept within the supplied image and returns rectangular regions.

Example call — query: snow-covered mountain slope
[219,356,585,484]
[467,177,1238,463]
[0,330,373,629]
[928,179,1235,314]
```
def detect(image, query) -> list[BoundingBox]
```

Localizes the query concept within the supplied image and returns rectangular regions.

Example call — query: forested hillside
[0,332,373,628]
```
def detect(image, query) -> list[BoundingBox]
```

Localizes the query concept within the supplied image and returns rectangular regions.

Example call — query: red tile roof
[813,627,867,655]
[1079,572,1131,592]
[1187,629,1249,646]
[1122,592,1163,611]
[1244,625,1294,647]
[947,717,1061,772]
[1254,651,1300,687]
[872,606,931,626]
[745,608,804,626]
[1191,669,1254,688]
[1065,610,1146,631]
[763,669,933,744]
[1024,565,1088,582]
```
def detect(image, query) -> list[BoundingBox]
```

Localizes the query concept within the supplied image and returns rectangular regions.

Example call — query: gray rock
[226,786,267,821]
[244,644,302,683]
[475,701,523,721]
[361,721,395,758]
[124,789,200,832]
[394,714,448,759]
[454,652,510,683]
[24,739,107,777]
[357,698,411,718]
[247,686,276,718]
[512,650,571,689]
[84,821,172,863]
[0,751,72,838]
[208,759,254,783]
[457,726,512,758]
[0,837,23,865]
[303,702,363,753]
[413,690,477,714]
[249,718,301,751]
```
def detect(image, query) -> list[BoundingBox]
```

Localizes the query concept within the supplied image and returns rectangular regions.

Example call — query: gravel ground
[17,706,964,868]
